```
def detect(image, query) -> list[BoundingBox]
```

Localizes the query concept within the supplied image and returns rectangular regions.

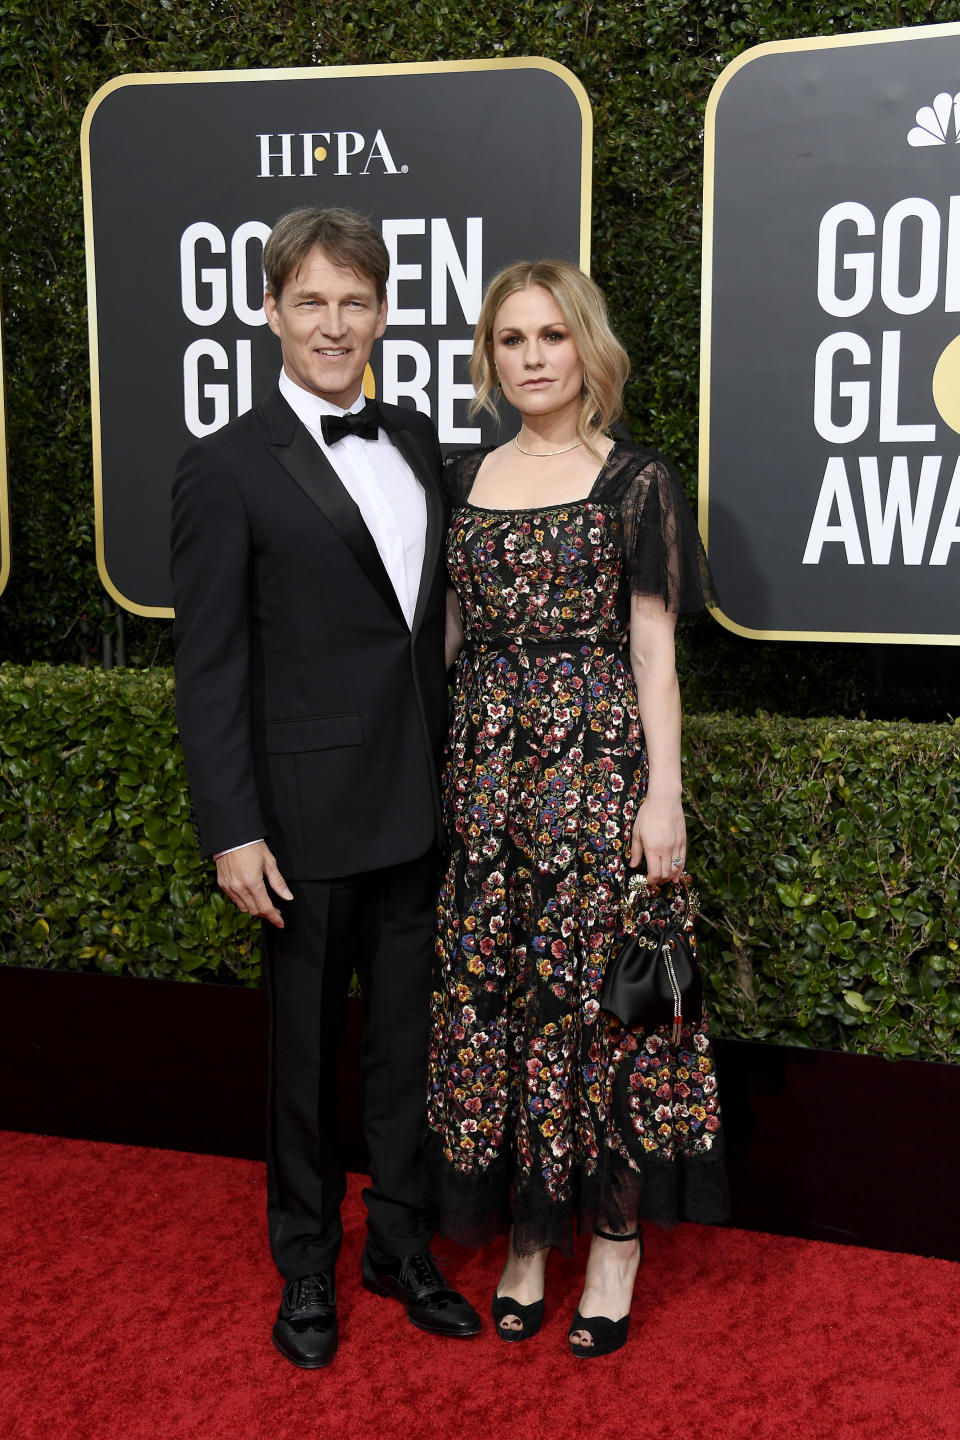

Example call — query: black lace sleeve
[442,447,489,505]
[599,445,716,614]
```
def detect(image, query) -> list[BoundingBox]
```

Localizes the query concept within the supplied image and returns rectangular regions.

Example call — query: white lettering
[381,340,431,413]
[430,218,483,325]
[229,221,271,327]
[878,331,936,444]
[802,457,865,564]
[300,132,330,177]
[257,133,294,178]
[235,338,252,417]
[183,340,252,436]
[306,134,332,177]
[361,129,399,175]
[879,198,941,316]
[335,131,365,176]
[813,332,871,443]
[817,202,876,318]
[929,457,960,564]
[436,341,480,444]
[183,339,230,436]
[180,222,227,326]
[382,220,426,325]
[859,454,940,564]
[817,195,960,318]
[947,196,960,314]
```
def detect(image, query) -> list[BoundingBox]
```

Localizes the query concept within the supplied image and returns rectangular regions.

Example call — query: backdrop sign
[701,23,960,644]
[81,60,591,616]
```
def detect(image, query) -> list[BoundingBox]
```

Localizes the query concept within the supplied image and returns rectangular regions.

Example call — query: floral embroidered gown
[427,441,728,1255]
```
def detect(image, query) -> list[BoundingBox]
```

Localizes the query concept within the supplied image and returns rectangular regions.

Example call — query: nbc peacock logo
[907,91,960,147]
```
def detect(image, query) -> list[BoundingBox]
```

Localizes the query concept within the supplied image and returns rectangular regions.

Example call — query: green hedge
[0,664,257,984]
[2,664,957,1062]
[684,714,960,1062]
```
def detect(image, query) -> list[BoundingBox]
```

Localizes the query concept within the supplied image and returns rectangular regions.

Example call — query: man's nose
[319,308,348,337]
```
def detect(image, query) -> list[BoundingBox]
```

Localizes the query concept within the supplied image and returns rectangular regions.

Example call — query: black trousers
[262,848,439,1281]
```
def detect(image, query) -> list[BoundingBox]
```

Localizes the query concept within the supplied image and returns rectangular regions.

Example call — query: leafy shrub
[0,664,256,983]
[684,712,960,1062]
[3,665,957,1061]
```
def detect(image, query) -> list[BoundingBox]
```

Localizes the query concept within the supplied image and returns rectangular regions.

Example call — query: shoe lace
[288,1274,331,1311]
[403,1252,444,1294]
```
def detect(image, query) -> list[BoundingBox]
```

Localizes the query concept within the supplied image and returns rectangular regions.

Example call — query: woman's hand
[629,792,686,884]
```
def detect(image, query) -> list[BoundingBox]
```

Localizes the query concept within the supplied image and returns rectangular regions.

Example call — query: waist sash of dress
[467,634,627,659]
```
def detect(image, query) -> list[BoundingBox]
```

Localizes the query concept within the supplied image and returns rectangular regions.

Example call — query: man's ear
[374,295,388,340]
[264,290,281,337]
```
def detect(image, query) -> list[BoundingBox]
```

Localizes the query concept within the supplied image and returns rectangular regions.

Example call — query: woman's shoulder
[596,436,679,496]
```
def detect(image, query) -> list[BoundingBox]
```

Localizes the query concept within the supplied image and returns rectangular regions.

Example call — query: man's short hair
[263,207,390,303]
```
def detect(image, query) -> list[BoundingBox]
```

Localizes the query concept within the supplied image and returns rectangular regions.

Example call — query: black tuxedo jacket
[171,385,448,880]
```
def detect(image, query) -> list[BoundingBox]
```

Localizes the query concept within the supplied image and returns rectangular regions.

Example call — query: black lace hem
[427,1131,730,1257]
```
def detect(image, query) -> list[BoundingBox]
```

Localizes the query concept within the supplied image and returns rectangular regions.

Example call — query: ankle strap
[594,1227,641,1242]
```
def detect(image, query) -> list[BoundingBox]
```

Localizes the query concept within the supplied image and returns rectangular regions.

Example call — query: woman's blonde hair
[469,260,630,460]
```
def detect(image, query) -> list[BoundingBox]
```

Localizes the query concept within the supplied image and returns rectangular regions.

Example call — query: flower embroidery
[428,467,723,1226]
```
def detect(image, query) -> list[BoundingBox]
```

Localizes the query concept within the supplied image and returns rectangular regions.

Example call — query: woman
[427,261,727,1357]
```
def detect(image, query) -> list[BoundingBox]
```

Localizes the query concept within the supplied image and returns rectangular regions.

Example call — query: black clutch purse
[600,872,702,1041]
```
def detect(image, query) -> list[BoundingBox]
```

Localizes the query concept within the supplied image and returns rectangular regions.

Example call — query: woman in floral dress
[427,261,727,1357]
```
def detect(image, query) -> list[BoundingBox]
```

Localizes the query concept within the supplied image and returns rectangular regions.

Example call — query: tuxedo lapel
[380,412,445,635]
[262,390,407,628]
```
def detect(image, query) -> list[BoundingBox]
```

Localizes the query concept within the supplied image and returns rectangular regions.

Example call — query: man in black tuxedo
[171,207,479,1368]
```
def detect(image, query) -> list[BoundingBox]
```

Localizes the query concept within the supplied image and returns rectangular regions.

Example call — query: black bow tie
[320,400,381,446]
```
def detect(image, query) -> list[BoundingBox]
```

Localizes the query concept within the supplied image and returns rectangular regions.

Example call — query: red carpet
[1,1131,958,1440]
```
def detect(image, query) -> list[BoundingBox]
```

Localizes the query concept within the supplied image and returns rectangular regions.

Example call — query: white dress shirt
[216,373,428,859]
[278,369,427,628]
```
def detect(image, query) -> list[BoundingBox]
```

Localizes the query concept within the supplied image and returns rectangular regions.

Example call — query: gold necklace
[513,434,583,458]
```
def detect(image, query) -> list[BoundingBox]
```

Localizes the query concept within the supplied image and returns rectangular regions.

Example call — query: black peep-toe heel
[568,1227,642,1359]
[491,1292,545,1343]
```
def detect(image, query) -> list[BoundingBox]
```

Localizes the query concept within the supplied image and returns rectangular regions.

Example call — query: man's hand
[215,841,293,928]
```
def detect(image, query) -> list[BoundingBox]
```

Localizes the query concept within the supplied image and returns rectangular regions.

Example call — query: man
[171,207,479,1368]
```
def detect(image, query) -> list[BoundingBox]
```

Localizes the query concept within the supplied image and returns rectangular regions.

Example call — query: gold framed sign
[701,23,960,644]
[82,59,592,616]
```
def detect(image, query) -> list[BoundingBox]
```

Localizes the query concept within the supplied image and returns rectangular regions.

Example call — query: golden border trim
[708,606,960,647]
[82,58,593,618]
[699,21,960,649]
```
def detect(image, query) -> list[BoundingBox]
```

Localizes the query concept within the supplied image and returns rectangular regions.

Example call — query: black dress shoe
[361,1243,481,1337]
[272,1272,338,1369]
